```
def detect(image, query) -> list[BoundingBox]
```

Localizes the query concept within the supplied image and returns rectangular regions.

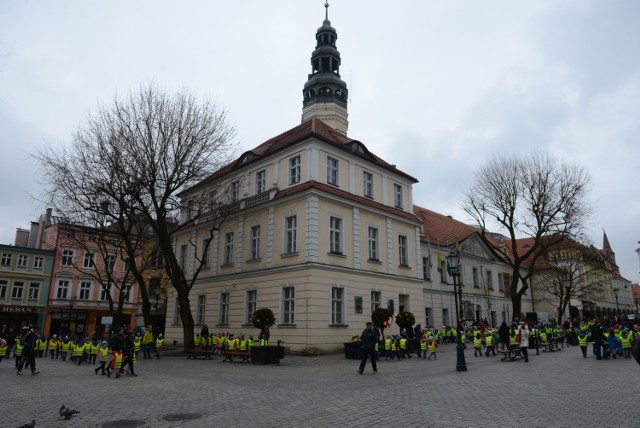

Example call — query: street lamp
[564,279,571,322]
[445,249,467,372]
[613,286,620,313]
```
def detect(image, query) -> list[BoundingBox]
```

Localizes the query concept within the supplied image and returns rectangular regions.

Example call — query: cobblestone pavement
[3,342,639,428]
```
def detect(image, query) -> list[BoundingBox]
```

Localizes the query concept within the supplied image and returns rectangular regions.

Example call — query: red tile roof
[412,205,479,245]
[181,118,418,196]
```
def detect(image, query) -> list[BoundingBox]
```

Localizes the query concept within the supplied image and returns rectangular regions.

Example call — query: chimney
[14,228,30,247]
[45,208,53,226]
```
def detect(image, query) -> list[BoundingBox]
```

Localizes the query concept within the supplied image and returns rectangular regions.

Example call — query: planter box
[251,345,284,366]
[344,342,363,359]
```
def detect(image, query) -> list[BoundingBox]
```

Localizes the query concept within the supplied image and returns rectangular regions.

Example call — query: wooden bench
[223,350,251,363]
[498,346,522,361]
[540,337,562,352]
[188,349,214,359]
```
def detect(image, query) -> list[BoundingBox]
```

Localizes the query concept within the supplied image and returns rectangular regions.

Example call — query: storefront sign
[0,306,36,313]
[101,316,113,325]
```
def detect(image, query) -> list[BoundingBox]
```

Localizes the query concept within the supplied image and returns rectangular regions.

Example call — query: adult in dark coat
[122,331,137,376]
[590,321,606,360]
[498,322,510,350]
[357,322,379,375]
[17,326,40,375]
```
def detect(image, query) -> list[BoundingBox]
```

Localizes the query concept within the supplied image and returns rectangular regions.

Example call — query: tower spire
[301,2,349,134]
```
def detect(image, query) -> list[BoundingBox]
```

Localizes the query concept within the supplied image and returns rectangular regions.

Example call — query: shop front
[0,304,42,332]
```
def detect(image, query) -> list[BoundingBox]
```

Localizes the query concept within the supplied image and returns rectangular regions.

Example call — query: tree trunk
[178,292,194,352]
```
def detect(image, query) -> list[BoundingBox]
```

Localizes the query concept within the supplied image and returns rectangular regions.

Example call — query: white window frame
[0,253,11,266]
[329,216,343,254]
[83,252,95,269]
[440,260,448,283]
[282,286,295,325]
[106,253,116,272]
[61,249,74,267]
[185,199,194,221]
[208,189,216,212]
[473,267,480,288]
[79,281,92,300]
[423,257,431,281]
[57,280,70,300]
[231,180,240,203]
[363,171,373,198]
[201,238,211,268]
[33,257,44,269]
[331,285,345,325]
[487,270,494,290]
[250,225,261,260]
[289,155,301,185]
[398,235,408,266]
[285,215,297,254]
[173,297,181,326]
[27,282,40,300]
[245,289,257,324]
[327,156,339,186]
[255,169,266,194]
[224,232,234,265]
[371,290,381,313]
[17,255,28,268]
[393,183,403,209]
[219,292,230,325]
[498,272,504,291]
[368,227,379,261]
[12,281,24,299]
[196,294,207,325]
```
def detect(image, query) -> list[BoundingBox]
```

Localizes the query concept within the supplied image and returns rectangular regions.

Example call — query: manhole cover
[162,413,203,422]
[101,420,146,428]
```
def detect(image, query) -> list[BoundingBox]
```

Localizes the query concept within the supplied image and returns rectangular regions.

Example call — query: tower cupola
[301,2,349,134]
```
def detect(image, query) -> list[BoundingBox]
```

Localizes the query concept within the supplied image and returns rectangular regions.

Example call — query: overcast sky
[1,1,639,283]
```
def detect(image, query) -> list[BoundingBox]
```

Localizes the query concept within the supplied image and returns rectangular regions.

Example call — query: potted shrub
[250,308,282,365]
[395,311,417,353]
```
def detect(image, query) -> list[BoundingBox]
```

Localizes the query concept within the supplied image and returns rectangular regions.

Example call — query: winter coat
[517,326,530,348]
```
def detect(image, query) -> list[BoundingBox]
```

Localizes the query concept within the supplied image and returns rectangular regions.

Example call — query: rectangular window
[250,225,261,260]
[393,183,403,209]
[363,171,373,198]
[202,238,211,268]
[57,280,69,299]
[33,257,44,269]
[0,280,7,299]
[371,291,381,313]
[173,297,181,326]
[329,216,342,254]
[398,235,408,266]
[246,290,257,324]
[196,294,206,325]
[289,155,301,185]
[422,257,431,281]
[285,215,297,254]
[61,249,74,267]
[487,270,494,290]
[498,273,504,291]
[12,281,24,299]
[442,308,449,326]
[282,286,295,324]
[83,252,95,268]
[1,253,12,266]
[425,307,432,327]
[17,255,28,268]
[255,169,266,194]
[179,244,187,271]
[101,283,111,301]
[440,260,448,283]
[224,232,234,265]
[208,189,216,212]
[331,286,344,324]
[231,180,240,203]
[106,254,116,272]
[327,156,339,186]
[368,227,378,261]
[186,199,194,220]
[219,292,229,325]
[473,267,480,288]
[79,281,91,300]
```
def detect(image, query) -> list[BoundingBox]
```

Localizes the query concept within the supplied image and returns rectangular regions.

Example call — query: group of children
[194,332,267,362]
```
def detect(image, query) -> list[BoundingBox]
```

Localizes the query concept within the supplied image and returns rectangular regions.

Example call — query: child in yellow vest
[427,337,438,360]
[95,341,109,375]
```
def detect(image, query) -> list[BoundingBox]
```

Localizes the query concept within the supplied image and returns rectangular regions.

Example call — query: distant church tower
[301,2,349,135]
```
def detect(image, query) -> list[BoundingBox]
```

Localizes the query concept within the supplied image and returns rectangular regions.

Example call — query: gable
[459,234,500,262]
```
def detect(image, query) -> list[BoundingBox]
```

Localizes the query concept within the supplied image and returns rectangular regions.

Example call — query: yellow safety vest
[72,344,85,357]
[578,334,588,346]
[239,340,248,351]
[100,347,109,361]
[428,341,437,352]
[385,338,391,350]
[38,340,47,351]
[133,339,141,352]
[90,343,100,354]
[60,342,71,352]
[15,340,24,357]
[113,352,123,369]
[0,344,7,357]
[155,338,164,348]
[420,340,427,350]
[48,339,59,350]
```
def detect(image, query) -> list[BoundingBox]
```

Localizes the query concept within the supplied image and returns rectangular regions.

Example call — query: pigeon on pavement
[59,404,80,420]
[17,420,35,428]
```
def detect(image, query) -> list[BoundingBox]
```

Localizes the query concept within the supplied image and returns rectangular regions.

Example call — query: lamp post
[613,286,620,313]
[563,279,571,323]
[446,249,467,372]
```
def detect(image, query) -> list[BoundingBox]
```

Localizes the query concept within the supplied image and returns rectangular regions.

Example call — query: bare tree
[463,152,592,319]
[535,241,609,323]
[37,83,237,350]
